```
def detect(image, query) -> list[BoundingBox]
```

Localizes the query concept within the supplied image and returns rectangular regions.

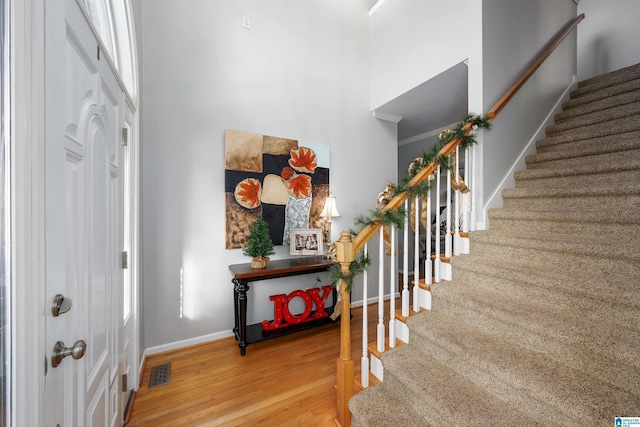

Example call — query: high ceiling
[373,61,469,142]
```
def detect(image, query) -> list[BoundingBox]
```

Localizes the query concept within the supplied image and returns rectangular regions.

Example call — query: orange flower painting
[234,178,262,209]
[224,129,329,249]
[286,174,312,198]
[288,147,317,173]
[281,167,296,180]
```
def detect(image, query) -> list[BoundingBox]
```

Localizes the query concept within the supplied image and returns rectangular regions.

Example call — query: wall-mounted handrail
[487,13,585,119]
[335,13,585,427]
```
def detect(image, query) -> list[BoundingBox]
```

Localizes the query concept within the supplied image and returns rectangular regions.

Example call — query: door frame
[11,1,141,425]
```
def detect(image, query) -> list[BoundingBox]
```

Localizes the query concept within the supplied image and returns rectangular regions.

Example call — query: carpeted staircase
[349,64,640,426]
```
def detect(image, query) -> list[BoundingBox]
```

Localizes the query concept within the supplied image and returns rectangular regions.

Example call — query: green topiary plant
[243,217,275,268]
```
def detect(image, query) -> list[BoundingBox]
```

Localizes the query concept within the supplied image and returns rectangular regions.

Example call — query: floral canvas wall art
[224,129,330,249]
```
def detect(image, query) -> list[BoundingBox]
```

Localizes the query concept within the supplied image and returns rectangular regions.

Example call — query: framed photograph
[290,228,324,256]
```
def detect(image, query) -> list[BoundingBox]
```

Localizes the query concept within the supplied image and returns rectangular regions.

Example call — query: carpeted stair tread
[447,256,640,335]
[516,156,640,183]
[546,102,640,135]
[379,345,542,426]
[405,312,640,424]
[488,206,640,223]
[348,382,427,427]
[487,207,640,236]
[428,277,640,350]
[469,229,640,262]
[536,130,640,155]
[424,280,640,372]
[525,148,640,174]
[501,182,640,211]
[533,115,640,147]
[574,62,640,93]
[556,89,640,123]
[527,135,640,164]
[448,254,640,311]
[562,78,640,111]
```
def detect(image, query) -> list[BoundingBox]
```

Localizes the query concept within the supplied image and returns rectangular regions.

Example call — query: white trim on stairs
[483,81,577,223]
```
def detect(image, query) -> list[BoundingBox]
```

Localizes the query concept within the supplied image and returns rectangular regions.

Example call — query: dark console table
[229,257,336,355]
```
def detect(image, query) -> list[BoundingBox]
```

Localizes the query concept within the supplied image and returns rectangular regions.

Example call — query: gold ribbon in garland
[376,183,397,255]
[449,153,470,193]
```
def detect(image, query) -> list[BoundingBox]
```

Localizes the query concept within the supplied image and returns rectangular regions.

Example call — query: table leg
[233,279,250,355]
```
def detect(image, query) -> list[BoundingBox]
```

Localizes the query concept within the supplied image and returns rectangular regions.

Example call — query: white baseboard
[145,330,235,355]
[483,81,576,220]
[351,291,400,308]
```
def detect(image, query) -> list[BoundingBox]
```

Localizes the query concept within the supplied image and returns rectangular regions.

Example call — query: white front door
[44,1,124,426]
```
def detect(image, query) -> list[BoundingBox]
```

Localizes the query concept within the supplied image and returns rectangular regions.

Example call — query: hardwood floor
[127,302,384,426]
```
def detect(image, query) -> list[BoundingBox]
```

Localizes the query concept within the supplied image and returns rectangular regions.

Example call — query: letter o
[282,290,313,324]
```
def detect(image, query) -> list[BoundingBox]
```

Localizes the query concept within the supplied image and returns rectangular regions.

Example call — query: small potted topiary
[243,217,275,268]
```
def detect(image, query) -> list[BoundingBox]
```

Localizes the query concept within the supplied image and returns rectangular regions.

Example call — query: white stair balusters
[470,144,477,232]
[389,225,396,348]
[434,165,442,283]
[445,160,452,259]
[425,185,432,286]
[402,199,412,317]
[413,196,420,314]
[377,227,385,354]
[454,146,461,256]
[360,243,369,388]
[402,199,409,317]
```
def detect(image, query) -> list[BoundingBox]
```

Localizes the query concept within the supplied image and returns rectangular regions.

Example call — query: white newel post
[454,146,461,256]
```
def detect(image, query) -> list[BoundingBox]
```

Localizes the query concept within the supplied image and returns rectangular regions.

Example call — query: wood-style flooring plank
[127,301,387,426]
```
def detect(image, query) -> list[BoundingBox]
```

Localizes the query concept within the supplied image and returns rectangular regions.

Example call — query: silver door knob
[51,294,72,317]
[51,340,86,368]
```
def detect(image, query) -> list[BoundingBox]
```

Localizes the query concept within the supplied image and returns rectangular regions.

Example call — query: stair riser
[450,255,640,310]
[536,116,640,147]
[404,330,584,425]
[536,130,640,154]
[501,193,640,211]
[574,63,640,94]
[410,305,640,401]
[380,373,450,424]
[448,265,640,327]
[564,78,640,111]
[380,347,547,425]
[515,169,640,190]
[469,238,640,278]
[487,216,632,238]
[557,89,640,123]
[546,102,640,135]
[526,148,640,170]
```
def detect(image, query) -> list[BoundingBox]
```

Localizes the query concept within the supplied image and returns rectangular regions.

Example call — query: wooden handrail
[352,122,473,252]
[336,13,584,426]
[487,13,585,119]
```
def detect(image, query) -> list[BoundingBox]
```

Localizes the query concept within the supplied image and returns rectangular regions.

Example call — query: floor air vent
[148,362,171,389]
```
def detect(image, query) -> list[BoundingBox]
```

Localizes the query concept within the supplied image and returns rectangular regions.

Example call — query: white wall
[137,0,397,349]
[479,0,577,222]
[577,0,640,80]
[369,0,482,110]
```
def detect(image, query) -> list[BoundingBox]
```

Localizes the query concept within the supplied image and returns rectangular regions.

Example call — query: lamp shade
[320,193,341,218]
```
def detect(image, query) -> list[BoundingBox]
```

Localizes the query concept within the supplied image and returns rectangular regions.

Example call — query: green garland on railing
[368,114,491,226]
[354,207,406,230]
[329,251,372,292]
[335,114,491,293]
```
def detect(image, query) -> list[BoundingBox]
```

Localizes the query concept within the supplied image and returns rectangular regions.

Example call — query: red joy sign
[262,285,334,331]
